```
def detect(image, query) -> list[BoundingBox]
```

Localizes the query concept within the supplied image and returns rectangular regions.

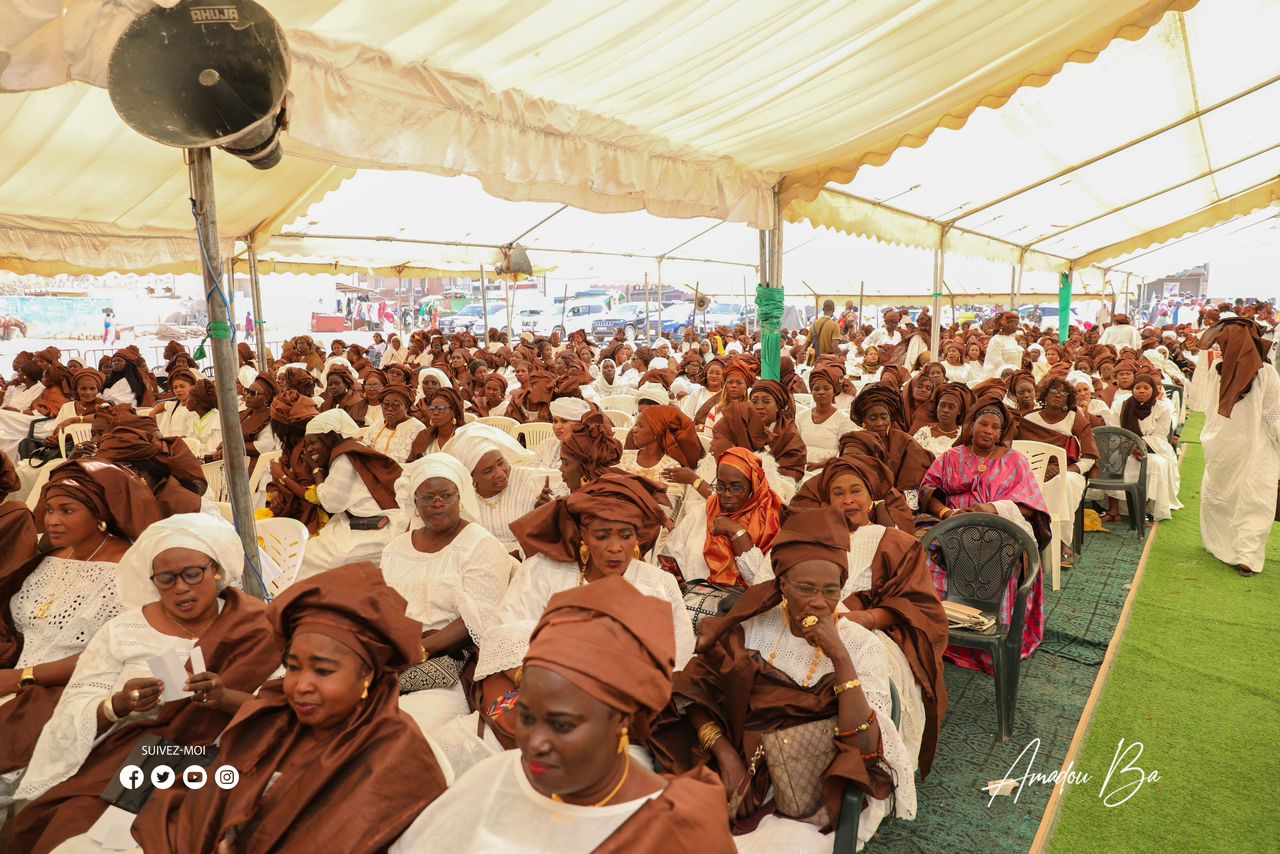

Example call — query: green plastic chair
[921,514,1040,742]
[833,681,902,852]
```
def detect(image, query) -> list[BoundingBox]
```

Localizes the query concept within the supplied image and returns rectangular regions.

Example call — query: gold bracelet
[833,679,862,695]
[697,722,724,752]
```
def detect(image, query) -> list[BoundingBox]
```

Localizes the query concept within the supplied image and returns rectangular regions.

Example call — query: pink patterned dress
[920,445,1050,674]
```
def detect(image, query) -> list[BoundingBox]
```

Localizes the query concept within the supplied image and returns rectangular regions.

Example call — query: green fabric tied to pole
[207,320,232,341]
[192,337,208,362]
[1058,272,1071,344]
[755,285,784,381]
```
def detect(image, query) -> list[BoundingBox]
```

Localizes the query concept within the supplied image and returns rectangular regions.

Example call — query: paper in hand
[146,647,199,703]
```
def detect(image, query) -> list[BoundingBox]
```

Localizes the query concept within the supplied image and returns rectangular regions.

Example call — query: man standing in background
[808,299,841,364]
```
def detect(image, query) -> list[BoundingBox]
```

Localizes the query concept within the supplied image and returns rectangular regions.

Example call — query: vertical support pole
[758,187,784,382]
[758,231,769,287]
[187,147,264,600]
[480,265,490,341]
[743,276,750,333]
[858,279,865,330]
[930,227,947,358]
[643,271,651,342]
[657,259,664,344]
[505,275,515,342]
[247,245,268,368]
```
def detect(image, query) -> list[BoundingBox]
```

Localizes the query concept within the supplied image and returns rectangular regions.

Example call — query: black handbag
[682,580,743,635]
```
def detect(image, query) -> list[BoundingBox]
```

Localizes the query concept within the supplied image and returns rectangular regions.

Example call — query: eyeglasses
[784,579,843,602]
[151,563,214,590]
[712,481,750,497]
[426,404,451,413]
[415,491,459,506]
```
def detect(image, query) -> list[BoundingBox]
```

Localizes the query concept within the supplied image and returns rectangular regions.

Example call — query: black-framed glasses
[713,481,750,497]
[415,490,459,506]
[784,578,843,602]
[151,563,215,590]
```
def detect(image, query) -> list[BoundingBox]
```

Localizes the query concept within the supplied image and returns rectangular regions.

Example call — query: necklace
[35,536,111,620]
[158,605,215,640]
[971,444,997,474]
[767,617,824,687]
[551,755,630,807]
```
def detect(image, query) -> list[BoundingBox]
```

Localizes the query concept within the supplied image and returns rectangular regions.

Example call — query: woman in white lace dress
[365,383,425,464]
[441,423,559,557]
[0,459,161,805]
[657,506,916,852]
[383,454,514,735]
[10,515,281,852]
[795,365,854,467]
[473,472,694,753]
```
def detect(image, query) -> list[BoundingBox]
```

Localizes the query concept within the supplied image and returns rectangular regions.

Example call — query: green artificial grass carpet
[1049,415,1280,853]
[871,489,1147,851]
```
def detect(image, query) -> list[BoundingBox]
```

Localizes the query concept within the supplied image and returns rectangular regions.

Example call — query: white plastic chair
[202,461,228,502]
[183,437,203,458]
[58,423,94,459]
[1012,440,1067,592]
[25,464,57,511]
[792,393,814,409]
[602,409,634,428]
[475,415,520,435]
[601,394,637,415]
[513,422,555,451]
[255,517,309,597]
[612,426,631,444]
[215,501,235,523]
[249,450,282,496]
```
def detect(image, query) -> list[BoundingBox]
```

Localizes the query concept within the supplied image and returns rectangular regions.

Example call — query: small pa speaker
[108,0,290,169]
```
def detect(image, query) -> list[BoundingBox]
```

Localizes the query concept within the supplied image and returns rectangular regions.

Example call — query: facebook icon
[118,764,145,790]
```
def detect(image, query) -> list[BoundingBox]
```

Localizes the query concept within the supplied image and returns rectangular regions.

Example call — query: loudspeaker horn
[496,244,533,277]
[695,293,713,311]
[107,0,290,169]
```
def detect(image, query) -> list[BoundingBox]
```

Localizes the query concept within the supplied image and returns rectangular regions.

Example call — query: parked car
[591,303,650,340]
[1018,303,1083,330]
[524,297,612,337]
[440,302,508,335]
[696,302,757,334]
[644,303,695,341]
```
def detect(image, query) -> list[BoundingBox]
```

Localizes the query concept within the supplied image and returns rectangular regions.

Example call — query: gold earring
[360,680,370,700]
[780,596,789,612]
[632,544,641,560]
[617,726,629,755]
[97,521,107,532]
[579,541,591,566]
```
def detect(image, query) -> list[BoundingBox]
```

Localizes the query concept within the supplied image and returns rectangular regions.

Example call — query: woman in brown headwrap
[94,413,209,516]
[692,358,752,432]
[911,381,973,457]
[409,386,467,461]
[0,460,160,800]
[850,384,935,503]
[365,383,426,464]
[358,366,387,431]
[1017,375,1100,545]
[902,370,938,431]
[394,578,734,853]
[181,377,223,461]
[134,562,446,853]
[558,411,623,491]
[12,515,282,853]
[46,367,107,445]
[28,362,72,420]
[281,364,319,399]
[618,404,704,514]
[664,447,781,590]
[1102,372,1181,523]
[240,373,280,460]
[1005,368,1038,415]
[744,379,807,483]
[508,367,555,424]
[1200,317,1279,575]
[654,506,917,844]
[792,442,915,533]
[470,372,510,418]
[797,364,854,467]
[779,458,947,776]
[320,362,369,426]
[266,390,324,533]
[476,473,692,745]
[298,410,404,578]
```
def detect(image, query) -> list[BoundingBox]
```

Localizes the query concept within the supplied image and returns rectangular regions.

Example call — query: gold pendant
[978,464,987,473]
[35,598,53,619]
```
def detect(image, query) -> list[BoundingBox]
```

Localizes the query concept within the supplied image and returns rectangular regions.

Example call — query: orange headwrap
[702,448,782,588]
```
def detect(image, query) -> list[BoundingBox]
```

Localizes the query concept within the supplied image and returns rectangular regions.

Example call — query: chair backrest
[792,393,814,410]
[255,516,310,597]
[1011,440,1053,482]
[475,415,520,435]
[1090,427,1143,480]
[513,422,556,450]
[612,425,631,444]
[249,450,282,495]
[920,514,1039,624]
[58,422,95,459]
[602,409,634,428]
[601,394,638,415]
[202,461,228,502]
[25,463,57,511]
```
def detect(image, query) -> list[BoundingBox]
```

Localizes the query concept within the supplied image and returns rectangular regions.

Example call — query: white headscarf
[320,356,356,387]
[306,408,360,438]
[549,397,592,421]
[116,514,244,609]
[442,422,537,472]
[420,367,453,389]
[649,356,670,371]
[636,382,670,406]
[237,365,258,388]
[395,453,480,528]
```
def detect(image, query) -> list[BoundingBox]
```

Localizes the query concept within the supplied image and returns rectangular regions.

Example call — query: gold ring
[801,615,818,628]
[130,690,140,702]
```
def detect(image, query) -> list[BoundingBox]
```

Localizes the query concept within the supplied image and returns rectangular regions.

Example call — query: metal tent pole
[187,147,264,600]
[643,271,651,342]
[657,260,664,342]
[480,265,490,341]
[247,245,269,368]
[930,228,947,357]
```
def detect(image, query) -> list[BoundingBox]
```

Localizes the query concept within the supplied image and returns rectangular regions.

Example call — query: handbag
[761,717,837,825]
[682,580,742,635]
[399,652,466,694]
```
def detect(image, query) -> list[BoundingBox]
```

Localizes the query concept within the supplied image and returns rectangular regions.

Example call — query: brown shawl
[330,439,402,510]
[10,590,282,854]
[839,428,935,493]
[1214,317,1268,416]
[596,768,736,853]
[789,452,915,533]
[1014,408,1100,478]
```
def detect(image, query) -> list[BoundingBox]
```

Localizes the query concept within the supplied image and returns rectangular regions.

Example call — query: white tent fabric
[791,0,1280,271]
[0,0,1193,279]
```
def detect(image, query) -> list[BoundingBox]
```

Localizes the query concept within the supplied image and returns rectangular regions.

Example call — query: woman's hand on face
[661,466,698,486]
[534,478,554,507]
[185,671,225,710]
[800,612,848,661]
[116,677,165,714]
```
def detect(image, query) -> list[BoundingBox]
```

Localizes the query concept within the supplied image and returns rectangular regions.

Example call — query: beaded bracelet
[487,689,520,720]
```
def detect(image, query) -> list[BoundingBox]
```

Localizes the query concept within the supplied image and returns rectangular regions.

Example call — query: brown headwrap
[166,367,199,389]
[270,389,320,427]
[524,576,675,736]
[187,378,218,411]
[1214,317,1269,417]
[281,366,318,398]
[241,374,279,440]
[807,364,844,393]
[559,412,623,481]
[957,398,1017,447]
[852,384,908,431]
[35,460,162,541]
[639,405,705,468]
[748,379,793,421]
[711,402,770,453]
[70,367,106,393]
[511,472,671,563]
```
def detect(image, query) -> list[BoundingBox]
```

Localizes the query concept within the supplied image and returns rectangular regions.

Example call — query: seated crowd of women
[0,315,1190,852]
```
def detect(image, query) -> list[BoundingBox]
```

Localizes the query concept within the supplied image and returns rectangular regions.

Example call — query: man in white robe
[1099,314,1143,351]
[982,311,1024,380]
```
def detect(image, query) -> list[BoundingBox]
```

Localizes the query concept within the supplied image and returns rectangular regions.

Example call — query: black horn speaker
[107,0,290,169]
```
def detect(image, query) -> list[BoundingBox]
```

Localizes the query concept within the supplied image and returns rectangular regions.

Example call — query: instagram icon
[214,765,240,790]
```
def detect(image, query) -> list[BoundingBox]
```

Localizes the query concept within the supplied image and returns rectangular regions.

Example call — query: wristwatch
[731,528,751,542]
[18,666,38,688]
